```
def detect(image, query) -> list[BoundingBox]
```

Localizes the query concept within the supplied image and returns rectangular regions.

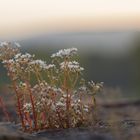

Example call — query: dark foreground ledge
[0,122,113,140]
[100,99,140,108]
[1,120,140,140]
[0,122,32,140]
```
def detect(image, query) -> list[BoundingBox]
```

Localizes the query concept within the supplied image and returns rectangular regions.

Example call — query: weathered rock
[36,128,113,140]
[0,122,32,140]
[0,122,113,140]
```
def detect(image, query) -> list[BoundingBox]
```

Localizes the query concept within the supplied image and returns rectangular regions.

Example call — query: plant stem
[0,96,10,121]
[66,88,70,128]
[7,63,25,129]
[72,72,79,88]
[56,110,64,128]
[13,81,25,129]
[25,80,38,130]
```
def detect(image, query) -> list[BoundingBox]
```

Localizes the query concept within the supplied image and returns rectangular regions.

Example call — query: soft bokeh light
[0,0,140,38]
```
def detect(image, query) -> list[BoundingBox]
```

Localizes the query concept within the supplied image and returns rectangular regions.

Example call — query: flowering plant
[0,42,103,132]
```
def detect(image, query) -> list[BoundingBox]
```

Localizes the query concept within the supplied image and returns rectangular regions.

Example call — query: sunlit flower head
[51,48,78,58]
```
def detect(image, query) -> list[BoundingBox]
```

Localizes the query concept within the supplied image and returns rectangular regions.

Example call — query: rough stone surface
[0,122,113,140]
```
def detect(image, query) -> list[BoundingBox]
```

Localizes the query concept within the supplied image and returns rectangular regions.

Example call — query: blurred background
[0,0,140,101]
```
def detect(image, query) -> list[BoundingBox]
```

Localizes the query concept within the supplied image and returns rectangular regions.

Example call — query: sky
[0,0,140,39]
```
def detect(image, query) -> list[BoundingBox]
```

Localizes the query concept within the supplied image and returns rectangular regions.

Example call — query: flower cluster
[23,103,32,113]
[29,59,47,70]
[88,81,104,95]
[2,52,35,80]
[0,42,20,60]
[51,48,78,58]
[60,61,84,72]
[0,42,103,132]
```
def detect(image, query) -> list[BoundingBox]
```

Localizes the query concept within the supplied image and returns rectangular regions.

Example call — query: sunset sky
[0,0,140,39]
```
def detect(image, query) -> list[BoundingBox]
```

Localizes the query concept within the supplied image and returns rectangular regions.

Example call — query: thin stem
[35,72,41,85]
[24,112,32,130]
[13,81,25,129]
[92,96,96,107]
[66,88,70,128]
[56,109,64,128]
[0,96,10,121]
[46,70,53,85]
[8,69,25,129]
[25,80,38,130]
[72,72,79,88]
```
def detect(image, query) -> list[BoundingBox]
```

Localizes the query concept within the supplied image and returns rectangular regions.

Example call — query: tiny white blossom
[79,86,87,91]
[45,64,55,70]
[21,53,32,59]
[14,42,21,48]
[29,59,47,69]
[23,103,32,113]
[83,108,89,112]
[14,53,21,59]
[56,101,65,107]
[60,61,84,72]
[2,59,14,64]
[51,103,56,111]
[88,81,103,94]
[0,42,9,47]
[14,53,33,61]
[51,48,78,58]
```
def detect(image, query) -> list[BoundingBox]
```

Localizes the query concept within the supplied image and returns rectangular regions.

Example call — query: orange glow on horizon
[0,0,140,38]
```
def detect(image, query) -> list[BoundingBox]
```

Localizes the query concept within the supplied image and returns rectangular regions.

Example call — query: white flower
[56,101,65,107]
[21,53,33,59]
[14,53,33,61]
[0,42,9,47]
[29,59,47,69]
[23,103,32,113]
[83,105,89,112]
[60,61,84,72]
[79,86,87,91]
[44,64,55,70]
[88,81,95,87]
[14,53,22,59]
[0,42,21,48]
[51,48,78,58]
[88,81,103,94]
[14,42,21,48]
[35,102,43,112]
[83,108,89,112]
[2,59,14,64]
[51,103,56,111]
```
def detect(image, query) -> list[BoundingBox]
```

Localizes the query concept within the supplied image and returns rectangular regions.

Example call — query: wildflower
[56,101,65,107]
[0,43,103,131]
[23,103,32,113]
[14,53,22,59]
[35,102,43,113]
[14,42,21,48]
[0,42,20,60]
[45,64,55,70]
[60,61,84,72]
[50,103,56,111]
[14,53,33,61]
[88,81,104,94]
[79,86,87,92]
[83,105,89,112]
[83,108,89,112]
[0,41,9,47]
[29,59,47,69]
[19,82,27,88]
[51,48,78,58]
[2,59,14,64]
